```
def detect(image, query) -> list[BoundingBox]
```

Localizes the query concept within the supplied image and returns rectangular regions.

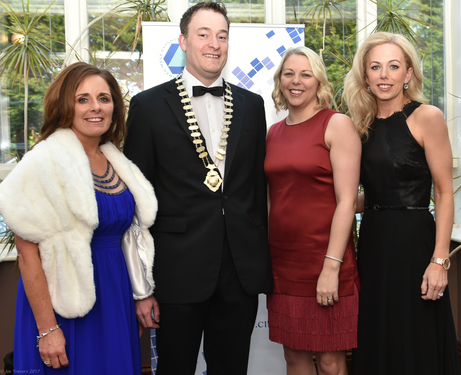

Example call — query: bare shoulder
[327,112,355,130]
[408,104,449,150]
[412,104,446,131]
[325,112,360,148]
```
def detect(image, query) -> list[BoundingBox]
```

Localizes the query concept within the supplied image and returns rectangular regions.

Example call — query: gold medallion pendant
[204,165,222,192]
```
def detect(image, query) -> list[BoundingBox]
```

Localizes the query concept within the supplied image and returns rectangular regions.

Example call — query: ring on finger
[327,298,334,304]
[43,360,51,365]
[438,292,444,297]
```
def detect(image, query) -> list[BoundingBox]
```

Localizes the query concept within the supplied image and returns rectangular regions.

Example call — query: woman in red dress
[265,46,361,375]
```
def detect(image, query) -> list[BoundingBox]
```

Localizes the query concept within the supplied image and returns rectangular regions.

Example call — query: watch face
[443,258,451,270]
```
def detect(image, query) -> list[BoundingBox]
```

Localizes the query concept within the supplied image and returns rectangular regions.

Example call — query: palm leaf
[301,1,352,58]
[113,0,169,54]
[369,0,435,53]
[0,228,16,257]
[303,0,348,29]
[0,0,60,87]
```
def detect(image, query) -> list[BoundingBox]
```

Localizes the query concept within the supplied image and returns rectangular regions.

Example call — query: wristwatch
[430,257,451,270]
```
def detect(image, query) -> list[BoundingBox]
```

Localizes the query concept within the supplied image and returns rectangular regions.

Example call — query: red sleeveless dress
[264,109,360,351]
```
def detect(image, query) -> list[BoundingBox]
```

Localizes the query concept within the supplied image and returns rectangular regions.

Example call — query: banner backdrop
[142,21,305,375]
[142,22,305,127]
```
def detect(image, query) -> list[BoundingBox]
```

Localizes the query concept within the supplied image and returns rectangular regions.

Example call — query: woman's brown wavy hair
[38,62,126,150]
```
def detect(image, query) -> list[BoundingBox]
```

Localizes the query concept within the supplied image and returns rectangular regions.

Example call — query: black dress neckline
[375,101,419,121]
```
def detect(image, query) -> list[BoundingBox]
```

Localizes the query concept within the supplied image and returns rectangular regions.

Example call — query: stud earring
[367,86,371,91]
[403,83,409,90]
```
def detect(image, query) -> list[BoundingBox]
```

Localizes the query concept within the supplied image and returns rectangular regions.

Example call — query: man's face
[179,9,229,86]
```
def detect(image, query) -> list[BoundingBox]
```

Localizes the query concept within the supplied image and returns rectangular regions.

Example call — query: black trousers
[155,234,259,375]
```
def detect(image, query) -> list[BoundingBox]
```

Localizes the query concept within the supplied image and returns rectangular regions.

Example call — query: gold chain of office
[175,73,234,192]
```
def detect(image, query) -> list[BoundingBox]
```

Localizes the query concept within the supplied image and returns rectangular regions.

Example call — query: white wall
[445,0,461,238]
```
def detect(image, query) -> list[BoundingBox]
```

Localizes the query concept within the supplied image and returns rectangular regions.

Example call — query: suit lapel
[224,86,244,181]
[164,78,213,164]
[164,80,192,139]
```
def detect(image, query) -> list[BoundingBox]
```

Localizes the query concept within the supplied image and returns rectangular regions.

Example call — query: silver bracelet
[36,324,61,347]
[325,255,343,263]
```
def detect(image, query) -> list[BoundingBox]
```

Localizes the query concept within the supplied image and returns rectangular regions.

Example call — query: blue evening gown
[14,188,142,374]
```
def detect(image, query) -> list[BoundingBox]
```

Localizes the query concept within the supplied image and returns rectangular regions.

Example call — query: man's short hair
[180,2,230,37]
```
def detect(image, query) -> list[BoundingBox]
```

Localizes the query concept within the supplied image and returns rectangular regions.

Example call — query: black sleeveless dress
[352,102,461,375]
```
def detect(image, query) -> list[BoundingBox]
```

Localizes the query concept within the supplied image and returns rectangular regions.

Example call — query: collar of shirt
[182,67,224,97]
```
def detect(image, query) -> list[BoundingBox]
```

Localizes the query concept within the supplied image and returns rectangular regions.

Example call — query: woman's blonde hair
[343,32,428,138]
[272,46,333,112]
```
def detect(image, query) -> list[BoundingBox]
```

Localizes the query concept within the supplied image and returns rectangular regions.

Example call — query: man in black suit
[124,2,273,374]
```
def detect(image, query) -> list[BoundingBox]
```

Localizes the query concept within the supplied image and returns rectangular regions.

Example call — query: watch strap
[430,257,451,270]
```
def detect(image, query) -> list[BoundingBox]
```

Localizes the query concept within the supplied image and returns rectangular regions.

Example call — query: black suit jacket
[124,78,273,304]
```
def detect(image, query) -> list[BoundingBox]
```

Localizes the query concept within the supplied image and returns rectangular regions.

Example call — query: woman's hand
[316,265,340,307]
[421,262,448,301]
[38,327,69,369]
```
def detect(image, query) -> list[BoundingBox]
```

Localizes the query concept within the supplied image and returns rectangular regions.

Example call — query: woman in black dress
[343,31,461,375]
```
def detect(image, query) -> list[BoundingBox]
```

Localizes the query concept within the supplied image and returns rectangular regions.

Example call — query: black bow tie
[192,85,224,97]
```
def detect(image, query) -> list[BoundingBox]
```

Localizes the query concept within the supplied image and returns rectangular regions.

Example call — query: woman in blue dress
[0,62,158,373]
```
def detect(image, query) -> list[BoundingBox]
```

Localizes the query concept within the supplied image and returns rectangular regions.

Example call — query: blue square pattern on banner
[277,45,286,57]
[248,69,257,78]
[232,56,275,90]
[229,27,303,90]
[286,27,304,44]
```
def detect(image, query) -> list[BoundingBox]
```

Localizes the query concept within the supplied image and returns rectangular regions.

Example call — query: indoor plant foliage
[114,0,169,54]
[0,0,60,153]
[296,0,442,111]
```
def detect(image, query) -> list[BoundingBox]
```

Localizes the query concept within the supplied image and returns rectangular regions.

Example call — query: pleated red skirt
[267,284,359,352]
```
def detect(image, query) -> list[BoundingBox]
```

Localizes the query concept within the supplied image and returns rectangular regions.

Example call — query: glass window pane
[0,0,65,163]
[286,0,307,23]
[95,57,144,98]
[87,0,168,54]
[189,0,265,23]
[376,0,444,110]
[285,0,444,113]
[286,0,357,108]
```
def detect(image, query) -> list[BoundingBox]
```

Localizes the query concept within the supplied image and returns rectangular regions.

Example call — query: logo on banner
[159,38,186,77]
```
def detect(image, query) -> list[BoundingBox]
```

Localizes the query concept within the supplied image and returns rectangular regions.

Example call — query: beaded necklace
[92,159,122,190]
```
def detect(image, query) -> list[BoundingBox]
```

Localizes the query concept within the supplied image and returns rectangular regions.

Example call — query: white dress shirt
[182,68,226,180]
